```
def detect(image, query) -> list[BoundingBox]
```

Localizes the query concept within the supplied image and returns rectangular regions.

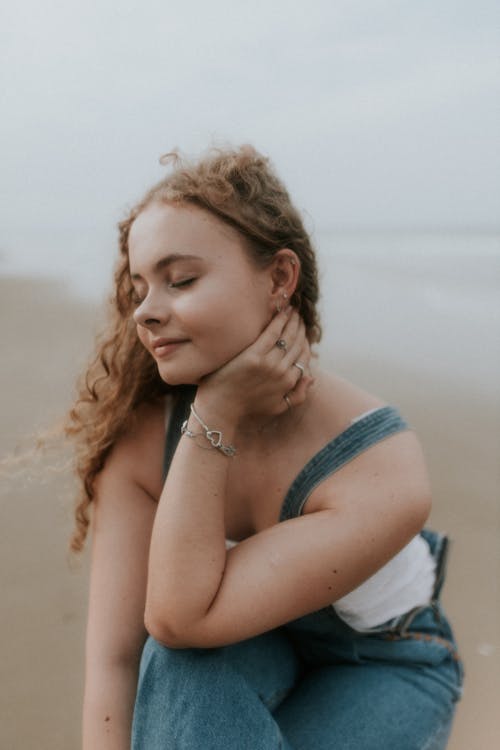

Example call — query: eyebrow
[130,253,202,280]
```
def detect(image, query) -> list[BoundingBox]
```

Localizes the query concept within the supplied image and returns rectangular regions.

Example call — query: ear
[268,249,300,312]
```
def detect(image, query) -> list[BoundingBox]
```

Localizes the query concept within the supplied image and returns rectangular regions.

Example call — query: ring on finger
[293,361,305,379]
[276,338,288,353]
[283,393,292,409]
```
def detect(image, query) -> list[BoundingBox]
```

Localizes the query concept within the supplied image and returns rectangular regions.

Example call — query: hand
[195,307,314,424]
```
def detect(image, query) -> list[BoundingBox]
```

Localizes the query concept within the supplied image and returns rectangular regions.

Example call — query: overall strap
[162,386,197,481]
[279,405,410,522]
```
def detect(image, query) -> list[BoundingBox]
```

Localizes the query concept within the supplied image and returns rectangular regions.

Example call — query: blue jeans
[131,530,463,749]
[134,402,464,747]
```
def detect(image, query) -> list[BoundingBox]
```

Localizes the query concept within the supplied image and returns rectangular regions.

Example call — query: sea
[1,225,499,396]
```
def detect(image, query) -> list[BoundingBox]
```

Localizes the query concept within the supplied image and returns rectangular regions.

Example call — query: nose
[133,291,170,328]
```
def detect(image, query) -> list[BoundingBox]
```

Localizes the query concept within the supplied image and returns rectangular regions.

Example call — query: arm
[144,306,309,643]
[150,429,431,649]
[188,429,431,647]
[145,309,432,650]
[82,404,163,750]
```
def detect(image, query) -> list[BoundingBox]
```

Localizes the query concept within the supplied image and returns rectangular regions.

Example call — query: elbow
[144,609,211,650]
[144,607,187,650]
[144,591,209,649]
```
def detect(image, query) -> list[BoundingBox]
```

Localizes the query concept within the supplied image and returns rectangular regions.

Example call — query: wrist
[185,401,238,457]
[192,390,242,431]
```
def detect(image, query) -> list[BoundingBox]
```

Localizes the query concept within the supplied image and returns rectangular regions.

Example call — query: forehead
[128,201,248,268]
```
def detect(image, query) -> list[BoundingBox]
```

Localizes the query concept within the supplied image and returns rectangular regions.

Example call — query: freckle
[105,716,110,722]
[332,569,338,574]
[328,586,332,590]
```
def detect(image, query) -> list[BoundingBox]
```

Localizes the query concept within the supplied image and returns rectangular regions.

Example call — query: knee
[139,635,226,688]
[133,637,216,746]
[139,635,210,678]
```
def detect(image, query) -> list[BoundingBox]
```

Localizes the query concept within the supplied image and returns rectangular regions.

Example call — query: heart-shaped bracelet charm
[206,430,223,448]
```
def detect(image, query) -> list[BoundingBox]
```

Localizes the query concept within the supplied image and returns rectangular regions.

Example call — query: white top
[225,406,436,631]
[332,533,435,630]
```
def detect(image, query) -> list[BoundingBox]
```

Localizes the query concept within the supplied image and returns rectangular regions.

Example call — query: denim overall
[132,388,464,750]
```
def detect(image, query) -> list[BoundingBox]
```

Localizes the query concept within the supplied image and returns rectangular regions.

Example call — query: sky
[1,0,499,279]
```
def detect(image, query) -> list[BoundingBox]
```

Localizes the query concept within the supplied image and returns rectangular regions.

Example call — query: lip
[151,337,189,358]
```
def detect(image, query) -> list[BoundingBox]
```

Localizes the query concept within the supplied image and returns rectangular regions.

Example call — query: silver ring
[293,361,305,379]
[284,394,292,409]
[276,338,288,353]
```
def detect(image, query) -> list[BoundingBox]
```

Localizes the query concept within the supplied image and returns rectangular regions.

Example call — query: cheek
[200,287,266,333]
[179,285,255,328]
[136,324,149,350]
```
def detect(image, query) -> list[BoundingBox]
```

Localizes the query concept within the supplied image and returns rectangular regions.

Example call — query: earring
[275,292,288,313]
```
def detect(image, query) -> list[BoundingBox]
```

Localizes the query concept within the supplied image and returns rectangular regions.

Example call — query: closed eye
[131,277,196,304]
[168,278,197,289]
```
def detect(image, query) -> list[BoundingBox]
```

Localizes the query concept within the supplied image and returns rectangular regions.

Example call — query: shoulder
[305,369,431,523]
[99,396,170,501]
[307,369,388,439]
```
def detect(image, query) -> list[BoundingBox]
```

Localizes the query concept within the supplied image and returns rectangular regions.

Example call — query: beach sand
[1,275,498,748]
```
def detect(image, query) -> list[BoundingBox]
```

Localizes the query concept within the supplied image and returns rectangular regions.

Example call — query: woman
[73,145,463,749]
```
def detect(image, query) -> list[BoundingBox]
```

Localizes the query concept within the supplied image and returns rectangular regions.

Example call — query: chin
[158,369,200,387]
[154,341,243,386]
[156,361,213,387]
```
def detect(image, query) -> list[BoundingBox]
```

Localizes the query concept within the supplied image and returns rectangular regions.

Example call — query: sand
[1,275,498,749]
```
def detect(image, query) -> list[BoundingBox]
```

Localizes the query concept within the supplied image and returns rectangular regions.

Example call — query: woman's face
[128,201,274,385]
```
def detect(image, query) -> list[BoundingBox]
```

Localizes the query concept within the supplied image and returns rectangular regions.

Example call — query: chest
[223,443,326,541]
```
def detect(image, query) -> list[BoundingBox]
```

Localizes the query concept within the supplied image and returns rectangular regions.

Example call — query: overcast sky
[2,0,499,240]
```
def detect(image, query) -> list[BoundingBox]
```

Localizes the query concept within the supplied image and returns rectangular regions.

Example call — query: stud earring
[275,292,288,313]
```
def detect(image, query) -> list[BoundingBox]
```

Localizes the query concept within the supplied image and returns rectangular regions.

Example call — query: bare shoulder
[305,369,431,521]
[313,370,388,425]
[98,396,169,502]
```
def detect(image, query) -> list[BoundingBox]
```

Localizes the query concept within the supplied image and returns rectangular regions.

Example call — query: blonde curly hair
[66,144,322,551]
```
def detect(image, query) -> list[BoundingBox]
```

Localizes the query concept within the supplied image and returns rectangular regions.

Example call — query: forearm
[145,308,305,640]
[145,397,236,637]
[83,662,139,750]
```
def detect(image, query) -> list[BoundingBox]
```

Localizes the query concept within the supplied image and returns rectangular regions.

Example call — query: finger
[272,313,303,363]
[288,353,315,396]
[259,314,301,370]
[272,336,307,400]
[276,307,301,344]
[293,340,312,378]
[297,374,315,401]
[292,361,305,380]
[281,318,307,370]
[280,307,301,335]
[292,334,312,372]
[256,306,295,356]
[279,331,314,410]
[281,374,315,412]
[284,336,312,391]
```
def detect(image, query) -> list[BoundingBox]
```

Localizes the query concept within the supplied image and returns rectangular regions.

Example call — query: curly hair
[66,144,322,551]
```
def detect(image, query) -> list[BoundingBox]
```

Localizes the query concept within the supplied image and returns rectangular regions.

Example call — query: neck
[235,366,319,444]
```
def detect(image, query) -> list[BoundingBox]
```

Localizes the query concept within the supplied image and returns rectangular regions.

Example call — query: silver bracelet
[181,403,237,457]
[180,422,216,451]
